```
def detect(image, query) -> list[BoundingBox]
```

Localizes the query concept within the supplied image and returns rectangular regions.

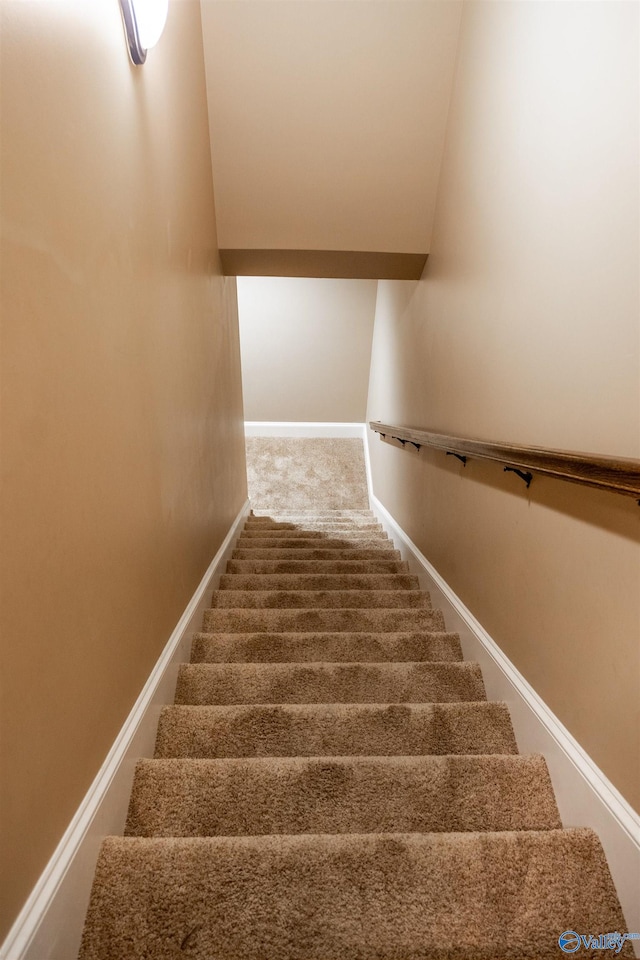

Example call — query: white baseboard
[245,421,365,438]
[362,424,375,506]
[368,491,640,944]
[0,499,251,960]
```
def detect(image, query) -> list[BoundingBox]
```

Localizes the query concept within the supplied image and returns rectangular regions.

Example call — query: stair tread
[175,661,486,705]
[243,522,384,528]
[251,510,375,517]
[232,548,403,560]
[243,521,384,530]
[155,701,519,758]
[190,631,463,663]
[226,559,410,573]
[79,829,631,960]
[210,589,431,609]
[126,754,561,837]
[235,537,394,549]
[240,524,389,540]
[202,607,446,632]
[218,573,420,590]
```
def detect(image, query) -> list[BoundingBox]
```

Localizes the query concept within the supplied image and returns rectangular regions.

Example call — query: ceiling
[200,1,462,278]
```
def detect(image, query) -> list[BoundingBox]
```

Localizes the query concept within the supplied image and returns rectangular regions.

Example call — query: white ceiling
[200,1,462,277]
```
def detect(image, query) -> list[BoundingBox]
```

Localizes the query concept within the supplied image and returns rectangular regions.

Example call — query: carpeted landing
[79,510,631,959]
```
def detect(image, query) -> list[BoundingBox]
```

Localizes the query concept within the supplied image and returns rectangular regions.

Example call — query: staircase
[79,509,630,959]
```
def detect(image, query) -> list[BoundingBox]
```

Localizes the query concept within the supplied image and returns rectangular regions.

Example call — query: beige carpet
[245,438,369,510]
[79,510,631,959]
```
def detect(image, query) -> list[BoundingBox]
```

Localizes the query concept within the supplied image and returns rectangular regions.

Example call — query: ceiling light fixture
[120,0,169,66]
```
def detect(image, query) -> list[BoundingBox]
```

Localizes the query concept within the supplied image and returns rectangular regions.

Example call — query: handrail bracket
[504,466,533,488]
[391,436,421,451]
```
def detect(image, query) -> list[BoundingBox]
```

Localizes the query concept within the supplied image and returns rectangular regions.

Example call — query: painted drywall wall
[200,0,461,271]
[238,277,377,422]
[366,1,640,810]
[0,0,246,939]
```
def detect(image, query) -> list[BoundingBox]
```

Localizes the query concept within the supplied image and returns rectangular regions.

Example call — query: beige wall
[238,277,377,422]
[367,1,640,810]
[200,1,461,259]
[0,0,246,938]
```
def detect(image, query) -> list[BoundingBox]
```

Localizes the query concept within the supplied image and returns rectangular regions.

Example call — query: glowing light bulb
[132,0,169,51]
[120,0,168,64]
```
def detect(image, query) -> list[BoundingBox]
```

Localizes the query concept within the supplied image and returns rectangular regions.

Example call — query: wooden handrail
[369,421,640,500]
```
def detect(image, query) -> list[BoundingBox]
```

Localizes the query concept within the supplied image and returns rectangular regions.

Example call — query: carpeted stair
[79,510,631,959]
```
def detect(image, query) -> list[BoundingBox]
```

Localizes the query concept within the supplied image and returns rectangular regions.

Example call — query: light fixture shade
[133,0,169,50]
[120,0,169,65]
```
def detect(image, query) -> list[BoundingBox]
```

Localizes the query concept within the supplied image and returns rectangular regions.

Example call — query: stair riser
[126,755,561,837]
[190,632,463,663]
[154,703,519,758]
[202,608,445,633]
[175,662,486,705]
